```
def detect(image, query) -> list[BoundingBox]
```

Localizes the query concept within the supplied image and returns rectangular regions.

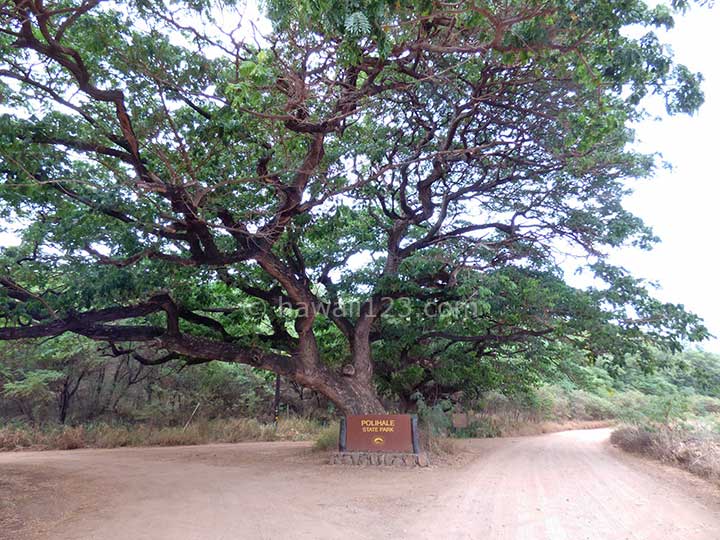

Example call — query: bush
[609,390,652,423]
[0,425,35,450]
[313,423,340,452]
[467,385,619,431]
[612,423,720,485]
[478,391,511,415]
[92,424,134,448]
[211,418,268,443]
[53,426,87,450]
[415,396,451,437]
[426,436,458,456]
[570,390,616,420]
[643,393,690,424]
[689,395,720,416]
[521,387,555,421]
[453,417,502,438]
[275,417,322,441]
[610,425,655,454]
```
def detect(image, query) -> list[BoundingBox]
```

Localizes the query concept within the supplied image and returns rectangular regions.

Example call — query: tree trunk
[59,391,69,424]
[273,373,281,423]
[58,380,71,424]
[288,364,385,416]
[332,378,386,415]
[295,356,386,416]
[286,329,387,416]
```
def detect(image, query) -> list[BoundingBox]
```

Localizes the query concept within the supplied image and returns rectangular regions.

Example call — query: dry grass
[274,416,324,441]
[0,417,326,452]
[612,423,720,485]
[53,426,87,450]
[427,436,459,455]
[207,418,275,443]
[0,413,614,453]
[313,423,340,452]
[0,426,35,450]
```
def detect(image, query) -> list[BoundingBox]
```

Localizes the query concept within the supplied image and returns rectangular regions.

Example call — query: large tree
[0,0,708,414]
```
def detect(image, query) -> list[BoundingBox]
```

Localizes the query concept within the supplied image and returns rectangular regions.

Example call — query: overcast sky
[597,4,720,351]
[1,3,718,351]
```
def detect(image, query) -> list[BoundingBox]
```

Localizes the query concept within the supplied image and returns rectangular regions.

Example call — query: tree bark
[298,330,386,415]
[58,385,69,424]
[336,381,386,415]
[314,374,386,416]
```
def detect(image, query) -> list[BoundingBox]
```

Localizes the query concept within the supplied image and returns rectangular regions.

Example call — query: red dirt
[1,428,719,539]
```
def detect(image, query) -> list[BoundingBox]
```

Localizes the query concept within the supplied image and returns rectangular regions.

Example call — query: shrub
[689,395,720,416]
[610,390,653,423]
[514,388,554,422]
[612,423,720,485]
[478,391,511,415]
[92,424,134,448]
[275,417,322,441]
[52,426,87,450]
[313,423,340,452]
[415,396,451,437]
[427,436,458,456]
[453,417,502,438]
[0,425,34,450]
[570,390,616,420]
[143,425,209,446]
[610,425,655,454]
[644,393,690,424]
[212,418,267,443]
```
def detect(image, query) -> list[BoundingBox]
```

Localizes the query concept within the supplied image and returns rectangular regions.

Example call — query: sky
[595,4,720,351]
[1,3,719,351]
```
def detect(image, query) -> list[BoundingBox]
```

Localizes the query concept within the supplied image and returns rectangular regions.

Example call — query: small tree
[3,369,64,422]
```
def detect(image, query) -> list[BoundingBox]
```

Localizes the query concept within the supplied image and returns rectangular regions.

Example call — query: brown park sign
[339,414,419,453]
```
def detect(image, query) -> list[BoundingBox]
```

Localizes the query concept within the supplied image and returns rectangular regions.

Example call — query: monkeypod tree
[0,0,709,413]
[371,262,707,406]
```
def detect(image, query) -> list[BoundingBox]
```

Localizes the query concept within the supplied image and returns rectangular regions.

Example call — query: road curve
[1,429,719,540]
[411,429,720,540]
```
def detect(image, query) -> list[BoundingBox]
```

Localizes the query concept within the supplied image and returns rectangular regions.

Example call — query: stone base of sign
[330,451,429,467]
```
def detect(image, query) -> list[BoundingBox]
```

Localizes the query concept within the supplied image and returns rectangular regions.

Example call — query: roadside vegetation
[0,417,325,451]
[415,348,720,476]
[611,423,720,485]
[0,337,333,450]
[3,339,718,479]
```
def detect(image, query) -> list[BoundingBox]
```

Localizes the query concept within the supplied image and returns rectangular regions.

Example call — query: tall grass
[0,417,326,451]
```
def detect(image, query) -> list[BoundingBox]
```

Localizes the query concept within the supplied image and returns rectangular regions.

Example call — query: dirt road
[1,428,719,540]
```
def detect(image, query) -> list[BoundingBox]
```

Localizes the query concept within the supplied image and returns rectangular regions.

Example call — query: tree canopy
[0,0,709,413]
